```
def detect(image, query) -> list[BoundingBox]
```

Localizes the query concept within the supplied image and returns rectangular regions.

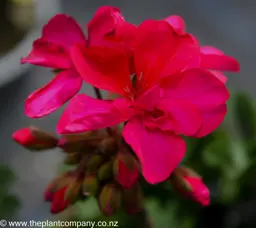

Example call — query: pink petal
[196,104,227,137]
[162,69,229,137]
[165,15,186,34]
[163,69,229,109]
[133,20,200,94]
[200,53,240,72]
[134,86,161,111]
[200,46,224,55]
[200,47,229,83]
[160,34,200,76]
[25,70,82,118]
[57,94,133,134]
[103,21,137,54]
[87,6,125,45]
[158,99,202,136]
[122,117,186,184]
[42,14,86,49]
[70,43,133,97]
[21,39,71,69]
[210,70,227,84]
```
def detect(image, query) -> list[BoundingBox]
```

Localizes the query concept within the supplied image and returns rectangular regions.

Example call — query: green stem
[92,87,113,136]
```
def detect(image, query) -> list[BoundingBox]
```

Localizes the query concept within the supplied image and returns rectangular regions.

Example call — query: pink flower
[21,6,135,118]
[165,15,240,83]
[57,20,232,184]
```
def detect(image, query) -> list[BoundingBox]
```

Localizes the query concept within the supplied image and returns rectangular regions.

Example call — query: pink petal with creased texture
[25,70,82,118]
[158,99,202,136]
[162,69,229,137]
[163,69,229,109]
[134,86,161,111]
[57,94,133,134]
[42,14,86,49]
[21,39,71,69]
[71,43,133,97]
[88,6,125,45]
[122,117,186,184]
[196,104,227,137]
[133,20,200,94]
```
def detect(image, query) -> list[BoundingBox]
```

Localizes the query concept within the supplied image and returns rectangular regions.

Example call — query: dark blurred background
[0,0,255,227]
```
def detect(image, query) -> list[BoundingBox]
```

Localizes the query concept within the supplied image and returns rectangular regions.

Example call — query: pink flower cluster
[21,6,239,185]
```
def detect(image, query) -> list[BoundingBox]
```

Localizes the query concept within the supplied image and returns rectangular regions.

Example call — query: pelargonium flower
[165,15,240,83]
[57,20,239,184]
[21,6,135,118]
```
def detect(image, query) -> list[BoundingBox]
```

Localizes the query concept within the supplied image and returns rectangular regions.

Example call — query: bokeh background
[0,0,255,227]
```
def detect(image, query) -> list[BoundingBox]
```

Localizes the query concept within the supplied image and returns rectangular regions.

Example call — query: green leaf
[0,165,15,188]
[0,195,20,218]
[223,138,249,180]
[219,178,240,203]
[202,131,230,168]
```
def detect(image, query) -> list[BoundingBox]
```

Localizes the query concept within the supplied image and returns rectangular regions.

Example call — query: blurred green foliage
[54,92,256,228]
[0,165,20,219]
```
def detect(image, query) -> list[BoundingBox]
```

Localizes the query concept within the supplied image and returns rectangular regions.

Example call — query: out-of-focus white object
[0,0,61,87]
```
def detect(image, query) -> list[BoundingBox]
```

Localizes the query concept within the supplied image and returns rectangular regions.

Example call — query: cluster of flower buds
[13,126,210,215]
[13,126,143,215]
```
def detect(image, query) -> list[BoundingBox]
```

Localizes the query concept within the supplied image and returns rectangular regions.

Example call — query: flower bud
[98,161,113,181]
[123,185,143,214]
[64,179,82,203]
[50,186,70,214]
[58,131,103,153]
[64,152,81,165]
[170,167,210,206]
[12,126,57,150]
[113,149,139,189]
[83,174,99,196]
[87,154,104,173]
[99,184,122,216]
[99,137,118,155]
[44,183,55,202]
[44,171,76,202]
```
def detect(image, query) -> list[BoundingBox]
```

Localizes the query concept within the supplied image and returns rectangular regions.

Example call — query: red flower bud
[50,186,70,214]
[170,167,210,206]
[43,171,76,202]
[12,126,57,150]
[113,149,139,189]
[44,184,55,202]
